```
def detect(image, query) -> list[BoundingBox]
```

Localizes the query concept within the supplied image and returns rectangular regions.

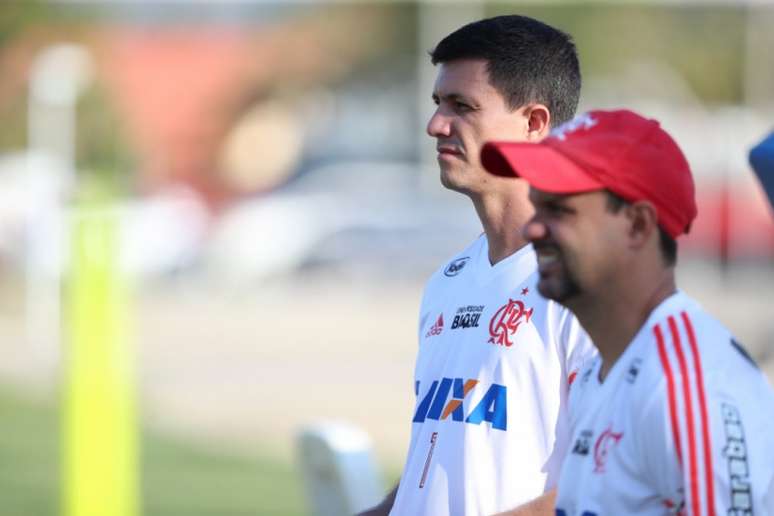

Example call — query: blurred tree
[0,1,61,153]
[0,0,53,48]
[490,3,747,104]
[0,0,136,192]
[76,83,136,192]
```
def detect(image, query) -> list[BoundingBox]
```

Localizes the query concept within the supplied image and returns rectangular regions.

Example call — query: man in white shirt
[361,15,596,516]
[482,108,774,515]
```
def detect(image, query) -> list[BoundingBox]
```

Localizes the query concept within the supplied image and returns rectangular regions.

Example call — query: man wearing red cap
[482,109,774,515]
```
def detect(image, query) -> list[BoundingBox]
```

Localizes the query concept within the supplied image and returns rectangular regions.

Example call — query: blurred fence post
[26,43,93,371]
[63,193,139,516]
[297,422,383,516]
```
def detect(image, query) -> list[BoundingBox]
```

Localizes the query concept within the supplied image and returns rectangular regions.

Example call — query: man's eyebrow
[432,92,473,103]
[530,189,556,200]
[530,190,572,204]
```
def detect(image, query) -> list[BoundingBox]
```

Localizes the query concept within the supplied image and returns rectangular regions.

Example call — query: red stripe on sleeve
[681,311,716,516]
[654,324,683,465]
[668,315,701,516]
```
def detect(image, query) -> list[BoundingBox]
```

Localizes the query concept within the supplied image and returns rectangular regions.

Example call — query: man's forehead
[438,57,490,76]
[529,187,603,203]
[433,59,492,95]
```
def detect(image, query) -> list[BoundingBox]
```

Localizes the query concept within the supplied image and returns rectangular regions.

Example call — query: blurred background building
[0,1,772,515]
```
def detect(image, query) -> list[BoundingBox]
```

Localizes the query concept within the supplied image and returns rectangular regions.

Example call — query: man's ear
[627,201,659,249]
[524,104,551,142]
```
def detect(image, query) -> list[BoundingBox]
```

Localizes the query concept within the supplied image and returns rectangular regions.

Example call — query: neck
[470,183,533,265]
[570,268,676,382]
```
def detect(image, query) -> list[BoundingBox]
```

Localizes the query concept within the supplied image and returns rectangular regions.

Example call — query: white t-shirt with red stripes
[390,236,596,516]
[555,291,774,516]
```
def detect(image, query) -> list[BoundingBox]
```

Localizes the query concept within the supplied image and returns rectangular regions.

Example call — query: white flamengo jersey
[556,291,774,516]
[391,236,596,516]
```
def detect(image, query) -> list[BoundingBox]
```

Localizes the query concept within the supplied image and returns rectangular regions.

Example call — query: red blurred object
[683,180,774,260]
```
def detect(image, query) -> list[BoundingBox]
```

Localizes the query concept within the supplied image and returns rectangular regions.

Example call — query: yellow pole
[63,197,138,516]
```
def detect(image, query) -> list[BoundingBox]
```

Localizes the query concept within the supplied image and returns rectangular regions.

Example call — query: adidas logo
[425,314,444,338]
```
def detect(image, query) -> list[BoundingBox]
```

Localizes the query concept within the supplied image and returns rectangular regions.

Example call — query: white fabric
[556,291,774,516]
[391,235,596,516]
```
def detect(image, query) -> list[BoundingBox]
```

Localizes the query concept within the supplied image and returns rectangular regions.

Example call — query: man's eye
[454,101,472,112]
[544,203,571,215]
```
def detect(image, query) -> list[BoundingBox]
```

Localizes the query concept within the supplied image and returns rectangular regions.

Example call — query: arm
[356,483,398,516]
[491,489,556,516]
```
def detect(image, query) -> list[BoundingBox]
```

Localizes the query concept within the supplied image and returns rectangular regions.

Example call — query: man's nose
[426,108,452,138]
[522,217,549,243]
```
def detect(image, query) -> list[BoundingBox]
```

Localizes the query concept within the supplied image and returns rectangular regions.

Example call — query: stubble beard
[536,255,583,304]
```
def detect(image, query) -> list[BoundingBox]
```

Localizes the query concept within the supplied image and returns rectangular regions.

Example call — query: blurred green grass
[0,386,306,516]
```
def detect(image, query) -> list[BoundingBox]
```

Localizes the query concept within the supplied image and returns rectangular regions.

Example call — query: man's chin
[536,278,579,305]
[536,281,560,302]
[439,168,466,192]
[439,169,453,188]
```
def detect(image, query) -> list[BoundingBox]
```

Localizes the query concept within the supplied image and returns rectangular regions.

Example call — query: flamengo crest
[593,427,623,473]
[488,298,533,347]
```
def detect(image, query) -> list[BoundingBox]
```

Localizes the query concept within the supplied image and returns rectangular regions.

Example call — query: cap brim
[481,141,604,194]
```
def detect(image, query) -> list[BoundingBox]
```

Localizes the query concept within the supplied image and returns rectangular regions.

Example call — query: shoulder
[640,299,728,418]
[647,295,763,384]
[426,234,483,285]
[419,235,484,318]
[641,294,774,444]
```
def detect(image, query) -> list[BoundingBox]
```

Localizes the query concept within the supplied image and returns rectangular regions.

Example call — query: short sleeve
[638,365,774,515]
[765,474,774,513]
[704,387,774,515]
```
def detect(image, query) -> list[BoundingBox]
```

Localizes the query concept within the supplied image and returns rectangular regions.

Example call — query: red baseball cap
[481,109,697,238]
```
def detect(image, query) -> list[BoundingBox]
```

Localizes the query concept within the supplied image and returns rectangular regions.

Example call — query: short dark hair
[605,191,677,266]
[430,15,581,126]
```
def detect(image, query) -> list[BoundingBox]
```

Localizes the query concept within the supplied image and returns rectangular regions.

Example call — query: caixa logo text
[412,377,507,431]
